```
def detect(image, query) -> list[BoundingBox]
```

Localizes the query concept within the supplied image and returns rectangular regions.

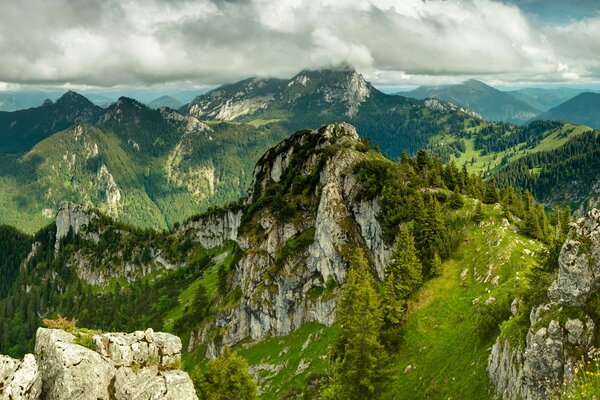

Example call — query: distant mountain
[0,94,22,112]
[147,95,183,110]
[535,92,600,129]
[399,79,540,124]
[0,91,102,154]
[184,64,481,158]
[506,88,591,111]
[183,77,288,120]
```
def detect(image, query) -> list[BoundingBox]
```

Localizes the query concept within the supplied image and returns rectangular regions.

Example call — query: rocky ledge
[0,328,197,400]
[488,208,600,400]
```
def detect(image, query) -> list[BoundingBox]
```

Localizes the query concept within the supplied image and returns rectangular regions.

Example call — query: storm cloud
[0,0,599,88]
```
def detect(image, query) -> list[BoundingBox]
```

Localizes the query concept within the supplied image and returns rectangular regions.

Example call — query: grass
[384,200,542,399]
[163,241,237,331]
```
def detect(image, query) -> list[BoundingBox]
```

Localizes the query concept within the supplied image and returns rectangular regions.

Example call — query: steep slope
[536,92,600,129]
[488,209,600,399]
[184,65,481,158]
[401,79,541,124]
[0,122,557,399]
[184,77,287,120]
[0,98,291,233]
[0,91,102,155]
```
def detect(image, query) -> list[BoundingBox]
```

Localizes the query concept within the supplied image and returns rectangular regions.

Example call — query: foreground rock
[1,328,197,400]
[488,209,600,399]
[0,354,41,400]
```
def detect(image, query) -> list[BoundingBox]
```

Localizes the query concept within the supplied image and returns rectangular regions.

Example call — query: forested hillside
[0,124,567,399]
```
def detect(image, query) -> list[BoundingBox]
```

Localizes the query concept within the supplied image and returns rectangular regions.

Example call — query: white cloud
[0,0,597,88]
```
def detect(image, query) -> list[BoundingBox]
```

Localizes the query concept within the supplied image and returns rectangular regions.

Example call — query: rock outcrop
[177,208,242,250]
[193,123,392,355]
[54,201,99,251]
[488,209,600,399]
[0,354,41,400]
[0,328,197,400]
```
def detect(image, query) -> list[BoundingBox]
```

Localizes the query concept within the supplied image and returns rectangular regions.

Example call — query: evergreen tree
[430,252,443,277]
[192,347,258,400]
[388,226,423,300]
[483,178,499,204]
[448,190,464,209]
[328,247,389,400]
[192,284,209,320]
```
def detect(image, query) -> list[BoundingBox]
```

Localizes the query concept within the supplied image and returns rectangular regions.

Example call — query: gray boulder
[0,354,41,400]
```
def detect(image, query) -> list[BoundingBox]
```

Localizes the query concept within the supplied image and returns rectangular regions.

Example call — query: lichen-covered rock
[488,340,525,400]
[93,328,182,369]
[0,354,41,400]
[35,328,114,400]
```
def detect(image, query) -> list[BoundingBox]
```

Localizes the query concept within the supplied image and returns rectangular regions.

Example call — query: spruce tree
[328,247,389,400]
[389,225,423,300]
[483,178,499,204]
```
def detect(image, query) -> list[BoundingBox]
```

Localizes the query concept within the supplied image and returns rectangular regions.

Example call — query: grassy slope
[432,123,593,174]
[178,200,543,399]
[385,199,542,399]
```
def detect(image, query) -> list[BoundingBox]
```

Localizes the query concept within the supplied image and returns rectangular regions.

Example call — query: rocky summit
[0,328,196,400]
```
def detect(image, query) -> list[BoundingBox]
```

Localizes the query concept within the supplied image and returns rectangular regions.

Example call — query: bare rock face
[54,201,99,251]
[30,328,197,400]
[177,208,242,249]
[488,209,600,399]
[195,123,392,355]
[548,208,600,305]
[0,354,41,399]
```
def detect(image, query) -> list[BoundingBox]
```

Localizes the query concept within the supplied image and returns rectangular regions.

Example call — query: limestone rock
[16,328,197,400]
[178,209,242,249]
[35,328,114,400]
[193,123,392,355]
[0,354,41,400]
[488,208,600,399]
[54,201,99,251]
[549,208,600,305]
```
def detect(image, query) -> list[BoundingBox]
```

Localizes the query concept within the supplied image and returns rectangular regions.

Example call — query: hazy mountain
[147,95,183,109]
[506,87,591,111]
[535,92,600,129]
[400,79,540,124]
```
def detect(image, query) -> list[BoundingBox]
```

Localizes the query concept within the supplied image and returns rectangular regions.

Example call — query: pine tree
[389,225,423,300]
[483,178,499,204]
[449,190,464,209]
[192,284,209,320]
[473,201,485,223]
[328,247,389,400]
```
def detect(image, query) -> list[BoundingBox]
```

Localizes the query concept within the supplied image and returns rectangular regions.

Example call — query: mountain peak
[55,91,94,107]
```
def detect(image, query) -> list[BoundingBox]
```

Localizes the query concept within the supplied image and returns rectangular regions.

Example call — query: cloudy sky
[1,0,600,91]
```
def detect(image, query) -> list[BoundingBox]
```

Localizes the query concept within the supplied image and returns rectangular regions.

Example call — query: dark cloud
[0,0,598,89]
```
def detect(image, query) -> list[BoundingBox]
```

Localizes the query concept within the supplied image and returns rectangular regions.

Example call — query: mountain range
[2,65,600,235]
[398,79,541,124]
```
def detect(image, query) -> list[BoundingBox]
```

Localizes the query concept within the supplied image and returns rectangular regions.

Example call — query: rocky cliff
[191,123,392,356]
[0,328,196,400]
[488,209,600,399]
